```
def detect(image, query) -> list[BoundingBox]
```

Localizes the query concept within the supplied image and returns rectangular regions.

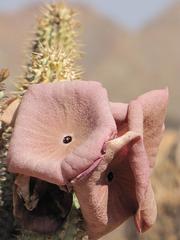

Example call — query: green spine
[17,3,82,95]
[0,69,17,240]
[0,3,87,240]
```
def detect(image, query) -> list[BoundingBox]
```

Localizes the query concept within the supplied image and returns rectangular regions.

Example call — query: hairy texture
[7,80,168,239]
[8,81,116,186]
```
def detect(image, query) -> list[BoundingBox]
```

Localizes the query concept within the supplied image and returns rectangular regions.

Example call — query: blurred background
[0,0,180,239]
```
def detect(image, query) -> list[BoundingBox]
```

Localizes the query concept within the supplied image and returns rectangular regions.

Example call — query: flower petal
[137,88,169,168]
[73,88,168,239]
[1,98,20,125]
[8,81,116,185]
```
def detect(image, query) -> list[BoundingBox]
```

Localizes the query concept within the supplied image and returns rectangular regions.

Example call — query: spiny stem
[1,3,86,240]
[16,3,83,95]
[15,3,86,240]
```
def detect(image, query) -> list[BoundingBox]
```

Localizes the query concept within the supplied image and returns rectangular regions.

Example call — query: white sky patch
[0,0,177,29]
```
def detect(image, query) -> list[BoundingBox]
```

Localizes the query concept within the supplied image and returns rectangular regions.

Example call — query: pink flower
[72,88,168,240]
[7,80,168,239]
[8,81,117,185]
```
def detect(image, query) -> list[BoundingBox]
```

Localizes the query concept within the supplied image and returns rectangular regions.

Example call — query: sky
[0,0,177,29]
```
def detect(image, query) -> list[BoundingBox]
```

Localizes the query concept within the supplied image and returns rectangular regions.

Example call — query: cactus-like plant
[0,69,11,209]
[0,69,9,208]
[0,69,19,240]
[0,3,87,240]
[16,3,82,95]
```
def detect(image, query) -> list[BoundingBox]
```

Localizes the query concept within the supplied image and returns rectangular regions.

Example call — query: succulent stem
[16,3,83,95]
[0,3,86,240]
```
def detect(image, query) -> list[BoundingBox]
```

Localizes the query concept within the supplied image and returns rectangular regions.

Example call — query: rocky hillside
[0,2,180,125]
[83,2,180,127]
[0,6,38,89]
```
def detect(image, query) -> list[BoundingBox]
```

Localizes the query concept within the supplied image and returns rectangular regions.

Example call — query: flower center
[63,136,72,144]
[107,171,114,182]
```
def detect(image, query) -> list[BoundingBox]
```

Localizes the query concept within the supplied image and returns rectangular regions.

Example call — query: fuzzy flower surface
[8,81,116,186]
[7,80,168,239]
[73,88,168,240]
